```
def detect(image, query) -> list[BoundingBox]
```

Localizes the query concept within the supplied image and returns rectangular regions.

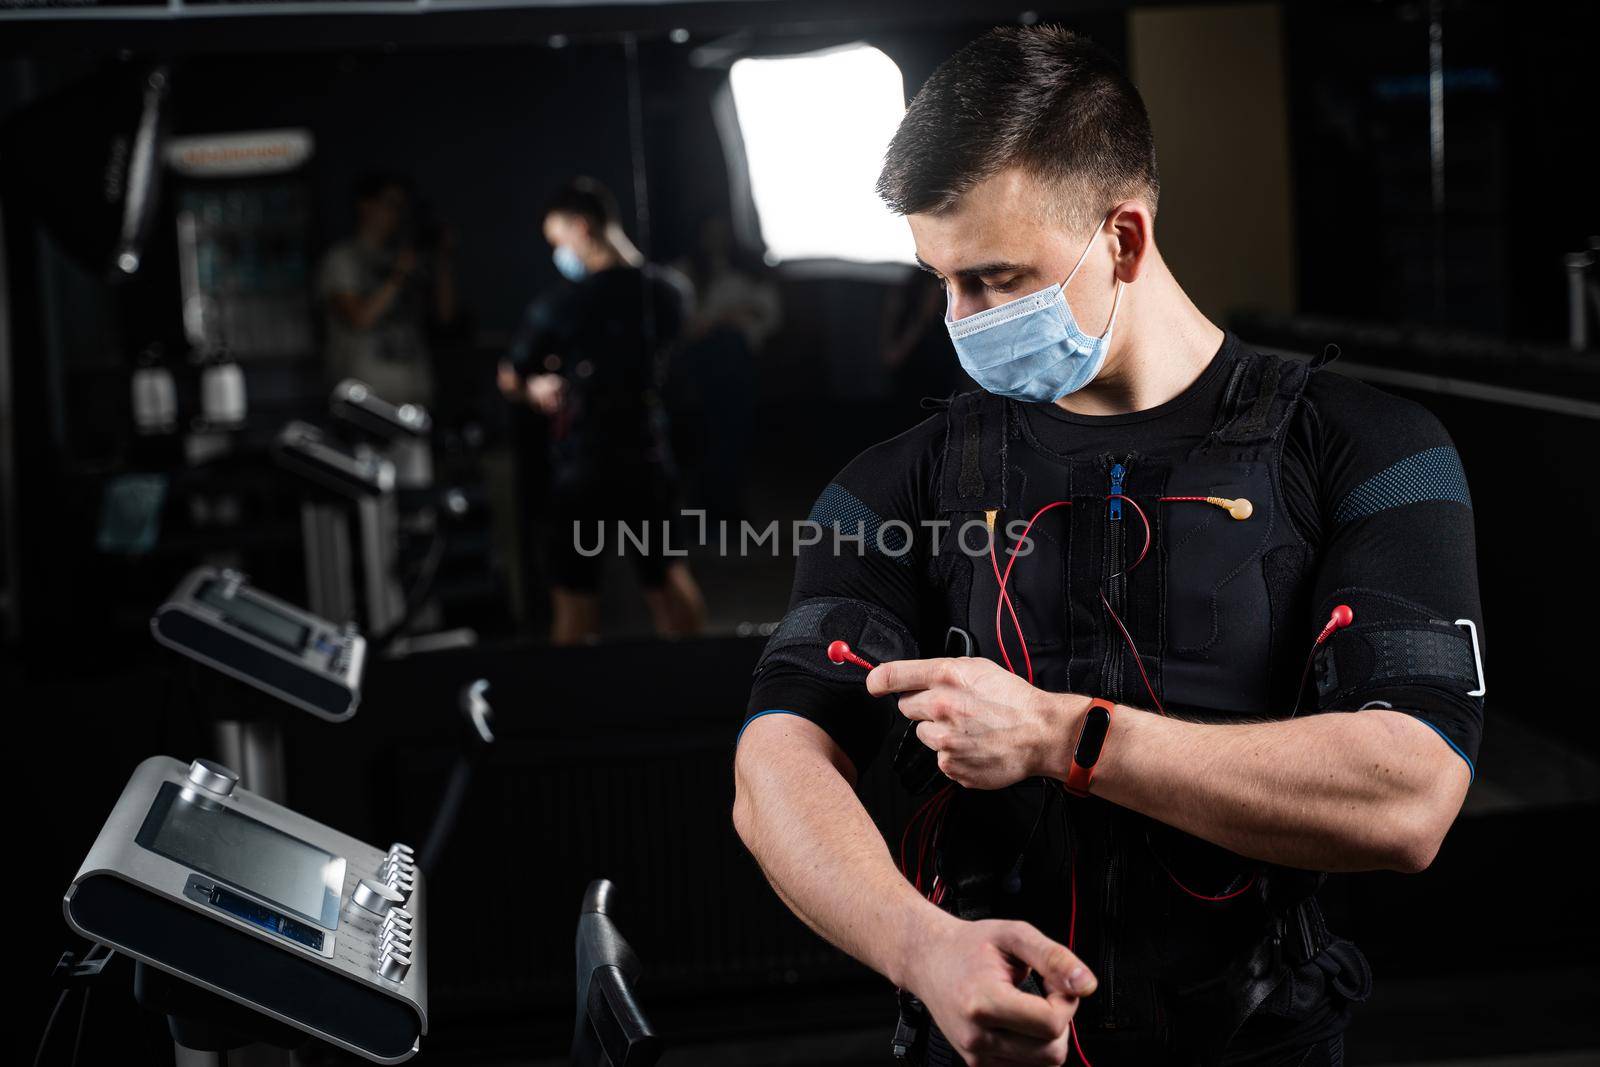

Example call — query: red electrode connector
[826,640,875,671]
[1317,604,1354,645]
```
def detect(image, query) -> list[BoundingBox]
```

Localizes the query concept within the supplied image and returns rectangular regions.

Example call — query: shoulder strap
[1209,350,1315,446]
[936,390,1009,513]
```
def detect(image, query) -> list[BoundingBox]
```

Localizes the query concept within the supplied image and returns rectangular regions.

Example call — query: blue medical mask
[944,221,1123,403]
[553,244,588,282]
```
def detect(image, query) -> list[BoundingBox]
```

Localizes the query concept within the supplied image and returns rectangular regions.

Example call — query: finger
[994,924,1095,997]
[969,980,1075,1041]
[868,657,956,697]
[898,690,947,723]
[915,720,951,750]
[967,1024,1072,1066]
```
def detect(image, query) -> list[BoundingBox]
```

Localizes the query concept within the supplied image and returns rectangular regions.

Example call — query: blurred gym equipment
[572,879,661,1067]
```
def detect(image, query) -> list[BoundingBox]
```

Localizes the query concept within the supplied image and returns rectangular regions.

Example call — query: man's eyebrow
[913,254,1028,280]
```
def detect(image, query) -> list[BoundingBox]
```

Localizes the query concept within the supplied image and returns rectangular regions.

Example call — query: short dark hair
[877,25,1159,228]
[543,176,621,232]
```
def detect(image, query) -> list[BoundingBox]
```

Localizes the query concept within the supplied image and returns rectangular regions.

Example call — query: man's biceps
[736,712,857,780]
[1357,705,1476,784]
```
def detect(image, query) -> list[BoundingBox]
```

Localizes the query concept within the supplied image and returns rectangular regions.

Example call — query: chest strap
[936,390,1009,514]
[1207,351,1317,448]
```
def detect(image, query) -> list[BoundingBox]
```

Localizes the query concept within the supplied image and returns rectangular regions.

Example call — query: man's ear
[1107,200,1153,284]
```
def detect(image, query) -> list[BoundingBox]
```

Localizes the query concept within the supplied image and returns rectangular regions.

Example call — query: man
[500,177,706,644]
[318,174,456,406]
[733,26,1482,1067]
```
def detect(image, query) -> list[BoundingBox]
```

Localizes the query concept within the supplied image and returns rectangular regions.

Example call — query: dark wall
[1285,1,1599,342]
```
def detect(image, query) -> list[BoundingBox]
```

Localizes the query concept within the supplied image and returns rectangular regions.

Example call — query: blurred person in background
[499,177,705,644]
[880,267,974,413]
[317,173,458,406]
[677,215,781,521]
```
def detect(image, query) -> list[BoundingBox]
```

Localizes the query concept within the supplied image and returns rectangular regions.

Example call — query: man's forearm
[733,714,947,987]
[1087,705,1470,873]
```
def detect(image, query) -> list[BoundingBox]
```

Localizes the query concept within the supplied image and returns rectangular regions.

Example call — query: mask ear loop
[1060,219,1104,288]
[1060,214,1124,340]
[1099,279,1125,340]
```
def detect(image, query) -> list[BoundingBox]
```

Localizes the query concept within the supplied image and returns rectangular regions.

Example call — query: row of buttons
[330,622,360,675]
[350,842,418,983]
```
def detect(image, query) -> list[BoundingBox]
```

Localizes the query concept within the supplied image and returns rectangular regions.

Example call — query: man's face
[907,168,1118,334]
[358,185,407,243]
[542,212,591,253]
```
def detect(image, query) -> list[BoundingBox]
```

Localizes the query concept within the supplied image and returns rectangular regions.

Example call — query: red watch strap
[1064,698,1116,797]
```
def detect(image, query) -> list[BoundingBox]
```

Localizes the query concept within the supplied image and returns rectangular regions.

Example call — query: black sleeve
[741,414,945,772]
[651,267,692,348]
[1286,372,1486,776]
[506,292,567,373]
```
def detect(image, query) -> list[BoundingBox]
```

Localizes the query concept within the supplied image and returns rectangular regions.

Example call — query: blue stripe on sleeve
[1412,716,1476,783]
[1334,445,1472,525]
[736,709,804,746]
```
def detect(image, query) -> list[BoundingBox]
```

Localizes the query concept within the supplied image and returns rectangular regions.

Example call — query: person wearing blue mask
[735,25,1483,1067]
[500,177,705,644]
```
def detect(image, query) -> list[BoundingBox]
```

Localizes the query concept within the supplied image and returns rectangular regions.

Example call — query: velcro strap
[755,597,919,678]
[1212,353,1312,445]
[937,391,1008,513]
[1314,622,1478,705]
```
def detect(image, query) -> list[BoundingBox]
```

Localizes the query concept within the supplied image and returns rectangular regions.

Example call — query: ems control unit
[331,378,432,442]
[274,418,397,498]
[152,566,365,721]
[63,756,428,1063]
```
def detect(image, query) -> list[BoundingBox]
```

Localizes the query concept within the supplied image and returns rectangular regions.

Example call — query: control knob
[186,760,239,798]
[378,948,412,983]
[351,878,405,916]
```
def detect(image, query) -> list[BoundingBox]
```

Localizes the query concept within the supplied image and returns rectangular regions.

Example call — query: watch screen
[1077,706,1112,768]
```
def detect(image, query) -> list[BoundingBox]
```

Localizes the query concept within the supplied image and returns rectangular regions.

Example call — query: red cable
[1147,837,1260,902]
[901,785,955,898]
[1097,494,1166,716]
[1291,606,1355,718]
[1172,871,1258,903]
[996,492,1263,1067]
[1065,821,1093,1067]
[1099,589,1166,717]
[928,790,947,895]
[988,535,1028,679]
[899,788,948,880]
[1071,1021,1093,1067]
[1105,493,1152,573]
[993,501,1074,682]
[1066,826,1078,954]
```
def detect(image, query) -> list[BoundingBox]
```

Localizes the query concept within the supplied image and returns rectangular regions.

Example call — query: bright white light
[730,44,916,265]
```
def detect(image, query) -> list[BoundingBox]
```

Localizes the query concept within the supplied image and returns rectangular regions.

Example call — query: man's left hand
[867,657,1085,790]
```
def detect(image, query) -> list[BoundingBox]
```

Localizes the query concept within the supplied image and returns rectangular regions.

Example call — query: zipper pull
[1109,462,1126,521]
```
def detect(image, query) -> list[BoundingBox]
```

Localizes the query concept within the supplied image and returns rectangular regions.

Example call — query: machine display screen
[136,782,344,929]
[196,579,310,654]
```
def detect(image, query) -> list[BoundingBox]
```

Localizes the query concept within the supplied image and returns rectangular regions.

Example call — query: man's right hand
[495,360,523,401]
[903,914,1094,1067]
[526,373,567,415]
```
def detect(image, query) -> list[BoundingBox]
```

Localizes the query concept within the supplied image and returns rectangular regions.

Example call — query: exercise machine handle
[573,879,661,1067]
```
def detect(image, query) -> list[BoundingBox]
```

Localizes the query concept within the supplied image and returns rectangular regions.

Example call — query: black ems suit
[742,336,1485,1065]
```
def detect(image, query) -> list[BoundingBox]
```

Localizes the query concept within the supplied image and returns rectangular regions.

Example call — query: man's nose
[946,291,988,323]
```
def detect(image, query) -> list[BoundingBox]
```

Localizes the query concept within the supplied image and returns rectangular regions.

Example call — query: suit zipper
[1103,459,1129,700]
[1100,458,1129,1027]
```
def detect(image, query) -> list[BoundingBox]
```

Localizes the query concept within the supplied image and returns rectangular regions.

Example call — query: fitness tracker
[1064,698,1116,797]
